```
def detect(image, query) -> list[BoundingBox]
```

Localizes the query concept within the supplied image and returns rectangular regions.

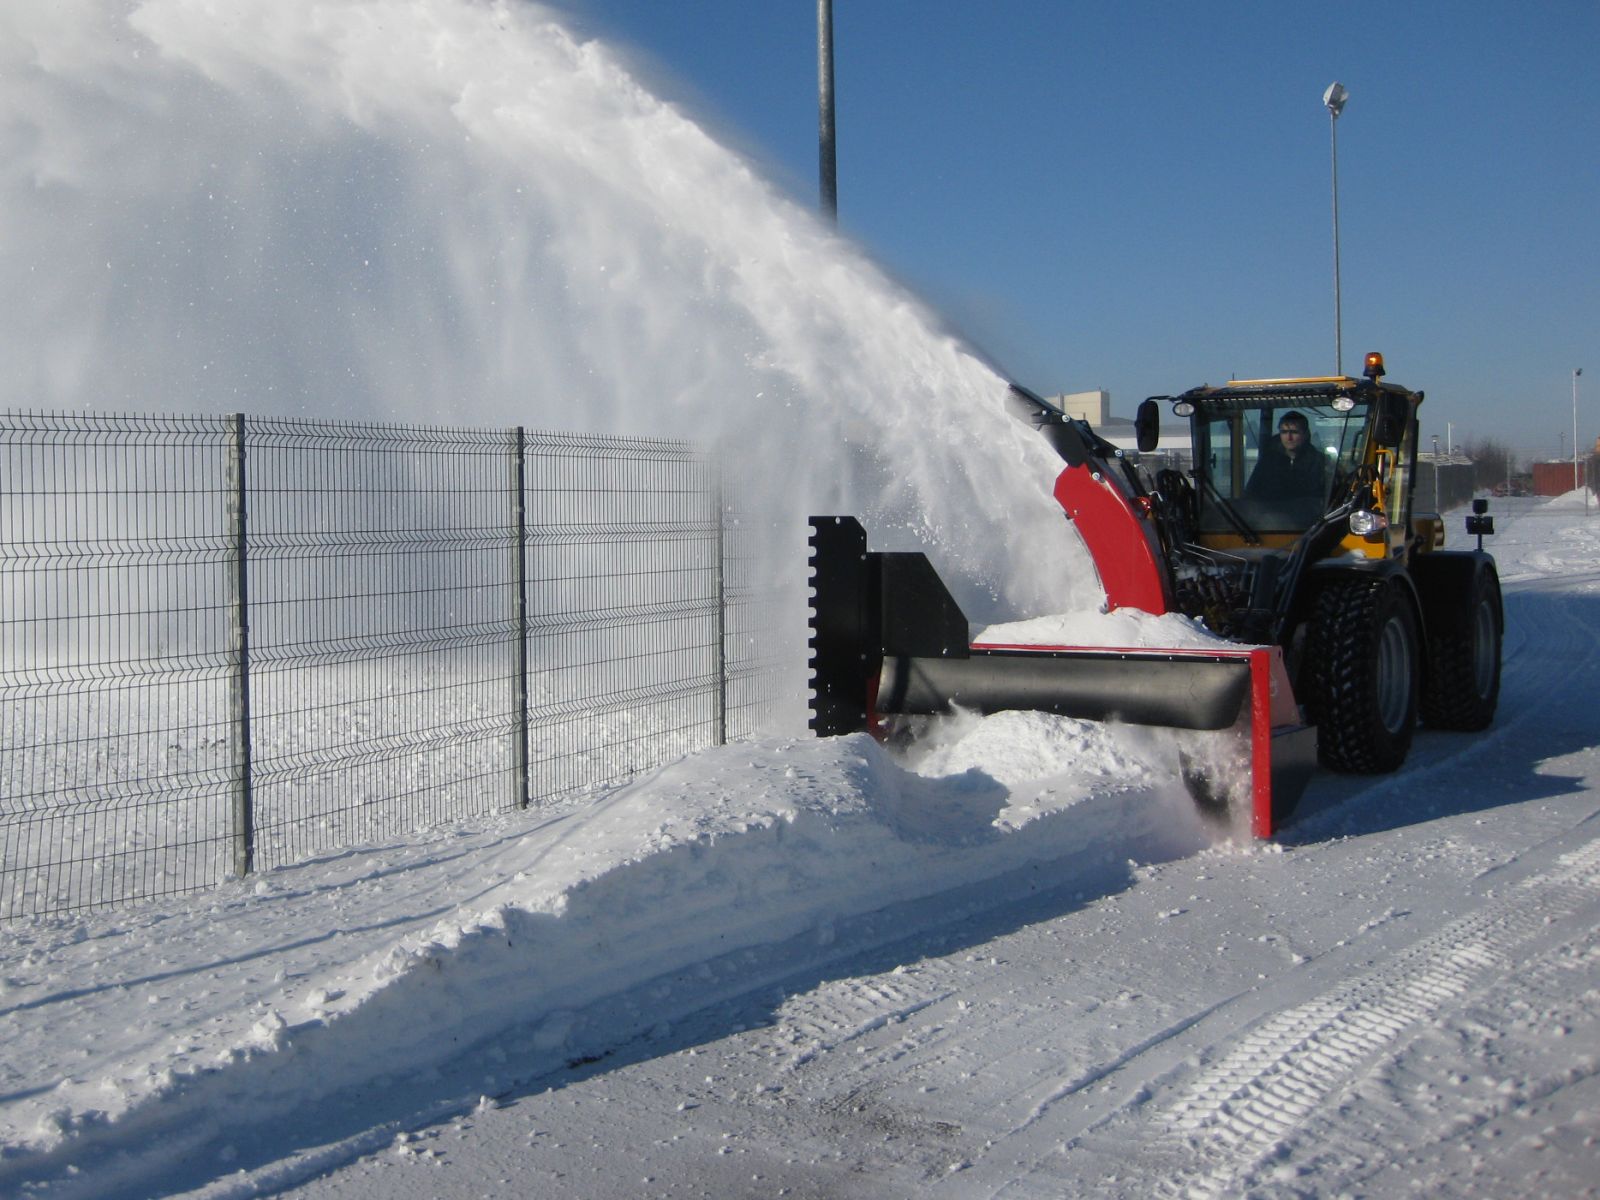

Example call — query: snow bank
[2,499,1590,1200]
[0,727,1208,1194]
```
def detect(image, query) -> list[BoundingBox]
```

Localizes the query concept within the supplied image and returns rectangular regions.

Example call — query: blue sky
[557,0,1597,463]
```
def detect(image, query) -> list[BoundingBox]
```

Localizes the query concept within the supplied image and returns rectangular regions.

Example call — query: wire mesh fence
[1,411,783,919]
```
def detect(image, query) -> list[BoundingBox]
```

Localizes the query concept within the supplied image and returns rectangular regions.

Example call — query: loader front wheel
[1305,577,1419,773]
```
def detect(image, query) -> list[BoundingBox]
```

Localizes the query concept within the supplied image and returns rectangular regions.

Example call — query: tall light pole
[1324,82,1349,377]
[818,0,837,222]
[1575,367,1585,509]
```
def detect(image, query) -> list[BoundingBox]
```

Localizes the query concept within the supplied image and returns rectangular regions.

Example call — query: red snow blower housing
[809,359,1503,836]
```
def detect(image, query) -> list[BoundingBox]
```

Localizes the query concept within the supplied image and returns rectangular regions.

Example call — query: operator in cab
[1245,410,1329,503]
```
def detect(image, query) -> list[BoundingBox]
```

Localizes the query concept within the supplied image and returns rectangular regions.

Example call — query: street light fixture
[1324,82,1349,377]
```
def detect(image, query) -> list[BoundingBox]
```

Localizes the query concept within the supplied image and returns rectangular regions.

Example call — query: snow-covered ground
[3,492,1597,1200]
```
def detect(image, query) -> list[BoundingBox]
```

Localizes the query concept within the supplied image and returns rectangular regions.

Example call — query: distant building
[1051,390,1191,471]
[1415,451,1477,512]
[1054,389,1116,426]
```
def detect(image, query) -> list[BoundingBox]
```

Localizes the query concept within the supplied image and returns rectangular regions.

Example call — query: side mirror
[1371,393,1409,449]
[1135,399,1161,453]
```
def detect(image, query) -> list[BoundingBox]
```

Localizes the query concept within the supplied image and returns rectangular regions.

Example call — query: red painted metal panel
[1052,466,1171,615]
[1250,648,1275,838]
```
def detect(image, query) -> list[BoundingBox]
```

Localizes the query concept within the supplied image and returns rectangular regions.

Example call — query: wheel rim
[1472,597,1498,698]
[1376,614,1414,734]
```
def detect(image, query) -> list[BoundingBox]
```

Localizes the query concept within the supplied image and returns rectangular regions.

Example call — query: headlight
[1349,509,1389,536]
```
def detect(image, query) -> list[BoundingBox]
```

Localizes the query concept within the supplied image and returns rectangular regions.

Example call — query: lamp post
[1576,368,1585,510]
[1324,82,1349,377]
[818,0,837,221]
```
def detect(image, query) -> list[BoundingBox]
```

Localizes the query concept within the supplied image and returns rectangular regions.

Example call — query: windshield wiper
[1199,473,1261,545]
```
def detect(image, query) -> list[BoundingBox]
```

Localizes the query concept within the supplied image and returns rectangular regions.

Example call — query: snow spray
[0,1,1100,693]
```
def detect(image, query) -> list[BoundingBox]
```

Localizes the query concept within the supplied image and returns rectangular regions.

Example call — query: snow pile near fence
[0,721,1207,1192]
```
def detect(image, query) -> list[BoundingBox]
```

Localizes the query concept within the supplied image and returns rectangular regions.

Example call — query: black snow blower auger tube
[807,516,1316,836]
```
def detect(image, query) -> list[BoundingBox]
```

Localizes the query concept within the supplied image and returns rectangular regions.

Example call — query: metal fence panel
[242,418,524,870]
[1,411,783,919]
[524,433,725,803]
[1,413,239,916]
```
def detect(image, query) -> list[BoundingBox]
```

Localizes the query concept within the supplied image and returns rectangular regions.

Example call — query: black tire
[1420,567,1502,731]
[1304,577,1420,773]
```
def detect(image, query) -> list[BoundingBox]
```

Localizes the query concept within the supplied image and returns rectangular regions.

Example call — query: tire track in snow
[736,961,979,1183]
[1499,572,1600,706]
[1291,921,1600,1196]
[1143,837,1600,1200]
[752,963,958,1072]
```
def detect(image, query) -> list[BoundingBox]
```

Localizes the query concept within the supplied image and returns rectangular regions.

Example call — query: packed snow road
[4,495,1597,1200]
[278,496,1600,1200]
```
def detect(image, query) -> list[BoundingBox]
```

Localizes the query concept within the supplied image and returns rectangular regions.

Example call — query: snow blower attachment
[808,355,1502,838]
[807,516,1316,837]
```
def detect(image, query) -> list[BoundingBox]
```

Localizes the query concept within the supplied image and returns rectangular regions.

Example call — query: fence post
[713,466,728,745]
[227,414,255,877]
[513,427,531,808]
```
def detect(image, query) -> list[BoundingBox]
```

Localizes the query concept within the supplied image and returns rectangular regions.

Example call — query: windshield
[1193,398,1369,534]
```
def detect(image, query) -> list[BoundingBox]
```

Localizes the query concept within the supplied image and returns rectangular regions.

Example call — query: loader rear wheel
[1305,577,1419,773]
[1420,568,1502,731]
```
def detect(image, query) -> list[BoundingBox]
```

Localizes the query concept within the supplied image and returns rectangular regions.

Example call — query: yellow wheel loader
[808,353,1502,836]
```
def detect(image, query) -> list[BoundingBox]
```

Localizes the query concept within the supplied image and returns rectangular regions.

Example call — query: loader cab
[1171,362,1422,559]
[1193,401,1361,535]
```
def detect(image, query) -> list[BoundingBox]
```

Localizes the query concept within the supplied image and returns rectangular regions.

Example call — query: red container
[1532,460,1588,496]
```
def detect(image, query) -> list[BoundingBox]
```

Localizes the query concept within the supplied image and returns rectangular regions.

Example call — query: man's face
[1278,420,1308,453]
